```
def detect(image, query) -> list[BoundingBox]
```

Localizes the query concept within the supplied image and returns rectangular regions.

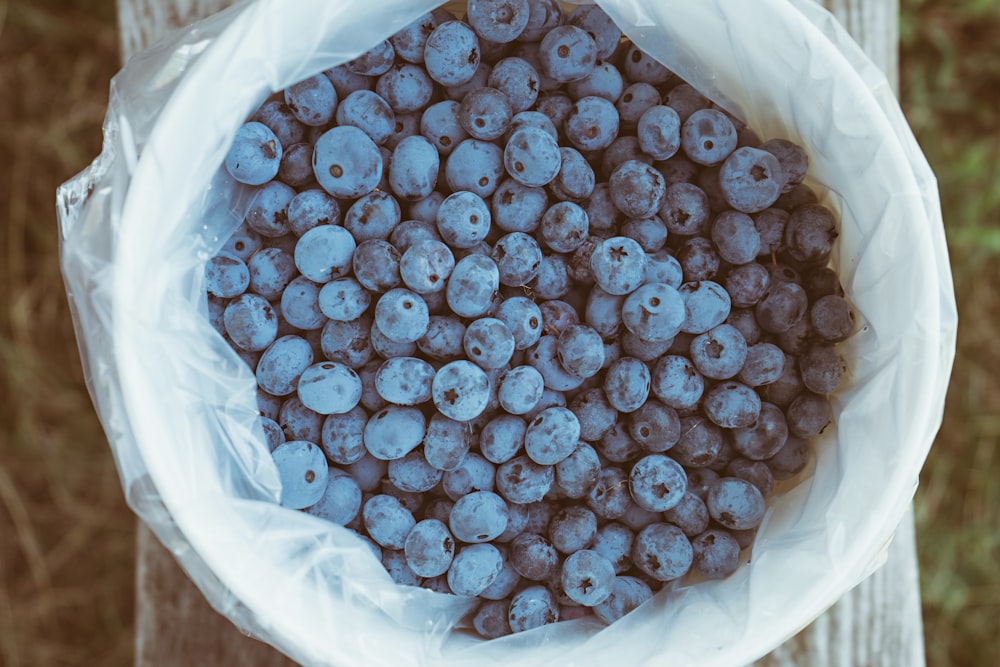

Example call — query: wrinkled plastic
[57,0,957,665]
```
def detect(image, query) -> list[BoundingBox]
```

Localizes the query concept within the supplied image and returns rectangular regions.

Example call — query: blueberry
[401,518,454,578]
[489,57,541,113]
[706,477,766,530]
[496,455,554,504]
[524,406,581,465]
[450,490,511,542]
[272,440,329,509]
[345,191,402,244]
[755,279,809,334]
[443,452,497,500]
[278,396,323,443]
[370,288,428,345]
[462,317,515,369]
[316,278,370,323]
[681,108,737,166]
[507,109,559,142]
[664,83,710,123]
[628,400,681,453]
[677,236,721,283]
[246,181,296,238]
[345,453,388,493]
[320,405,367,465]
[422,414,473,471]
[363,493,416,549]
[596,420,642,464]
[616,82,661,132]
[719,146,783,213]
[508,584,559,632]
[711,210,761,264]
[660,181,710,236]
[676,280,731,336]
[306,467,362,526]
[662,491,710,537]
[386,135,440,202]
[479,414,527,465]
[739,342,785,387]
[448,543,504,596]
[621,282,686,343]
[374,356,435,406]
[497,365,545,415]
[529,254,572,301]
[592,576,652,625]
[621,215,668,253]
[287,190,339,238]
[766,435,812,480]
[590,236,648,296]
[753,207,789,257]
[323,63,375,100]
[760,138,809,191]
[632,522,692,581]
[689,324,748,380]
[561,549,616,607]
[445,139,504,198]
[297,361,362,415]
[510,534,559,581]
[284,73,337,126]
[225,121,282,185]
[252,99,306,148]
[275,141,314,187]
[468,0,530,42]
[258,416,286,453]
[437,190,493,249]
[671,416,724,468]
[784,203,838,266]
[636,105,682,161]
[650,354,704,410]
[691,529,741,579]
[563,95,618,151]
[586,466,630,519]
[603,357,651,413]
[763,353,805,408]
[257,335,314,396]
[377,64,434,116]
[504,126,562,187]
[480,554,522,600]
[363,405,427,460]
[419,100,470,157]
[424,21,482,87]
[538,24,597,82]
[726,307,762,346]
[555,324,604,378]
[725,457,775,496]
[312,125,382,198]
[809,294,855,342]
[417,315,467,361]
[623,43,675,85]
[724,263,770,310]
[458,87,513,143]
[347,40,395,76]
[320,315,375,369]
[432,360,491,421]
[492,232,543,286]
[526,335,585,391]
[491,178,548,233]
[473,600,513,638]
[223,293,278,352]
[566,4,621,59]
[294,224,356,284]
[220,221,262,262]
[799,343,846,395]
[398,239,455,295]
[548,146,596,201]
[703,381,761,429]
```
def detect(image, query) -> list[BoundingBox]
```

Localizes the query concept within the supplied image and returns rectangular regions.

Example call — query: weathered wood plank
[124,2,920,666]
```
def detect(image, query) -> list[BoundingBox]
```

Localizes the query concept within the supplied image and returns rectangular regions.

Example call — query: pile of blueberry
[206,0,854,639]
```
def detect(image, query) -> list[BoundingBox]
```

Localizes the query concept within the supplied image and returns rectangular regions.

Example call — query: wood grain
[122,2,920,666]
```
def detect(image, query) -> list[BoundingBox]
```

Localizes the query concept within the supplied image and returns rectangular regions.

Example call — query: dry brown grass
[1,1,135,665]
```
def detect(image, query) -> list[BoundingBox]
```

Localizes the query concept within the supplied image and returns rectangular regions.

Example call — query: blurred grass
[0,0,996,666]
[0,1,133,666]
[900,1,1000,665]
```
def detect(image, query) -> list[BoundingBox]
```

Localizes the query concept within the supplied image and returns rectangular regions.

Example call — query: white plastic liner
[57,1,956,665]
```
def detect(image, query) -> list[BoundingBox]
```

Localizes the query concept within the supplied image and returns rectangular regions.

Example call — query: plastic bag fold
[57,1,956,665]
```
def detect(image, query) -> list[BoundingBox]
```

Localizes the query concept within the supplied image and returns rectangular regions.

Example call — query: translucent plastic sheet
[57,1,957,665]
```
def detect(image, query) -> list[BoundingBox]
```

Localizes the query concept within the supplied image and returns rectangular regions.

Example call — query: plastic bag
[57,0,957,664]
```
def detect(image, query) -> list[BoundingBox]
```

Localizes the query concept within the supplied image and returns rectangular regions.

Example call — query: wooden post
[121,2,922,665]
